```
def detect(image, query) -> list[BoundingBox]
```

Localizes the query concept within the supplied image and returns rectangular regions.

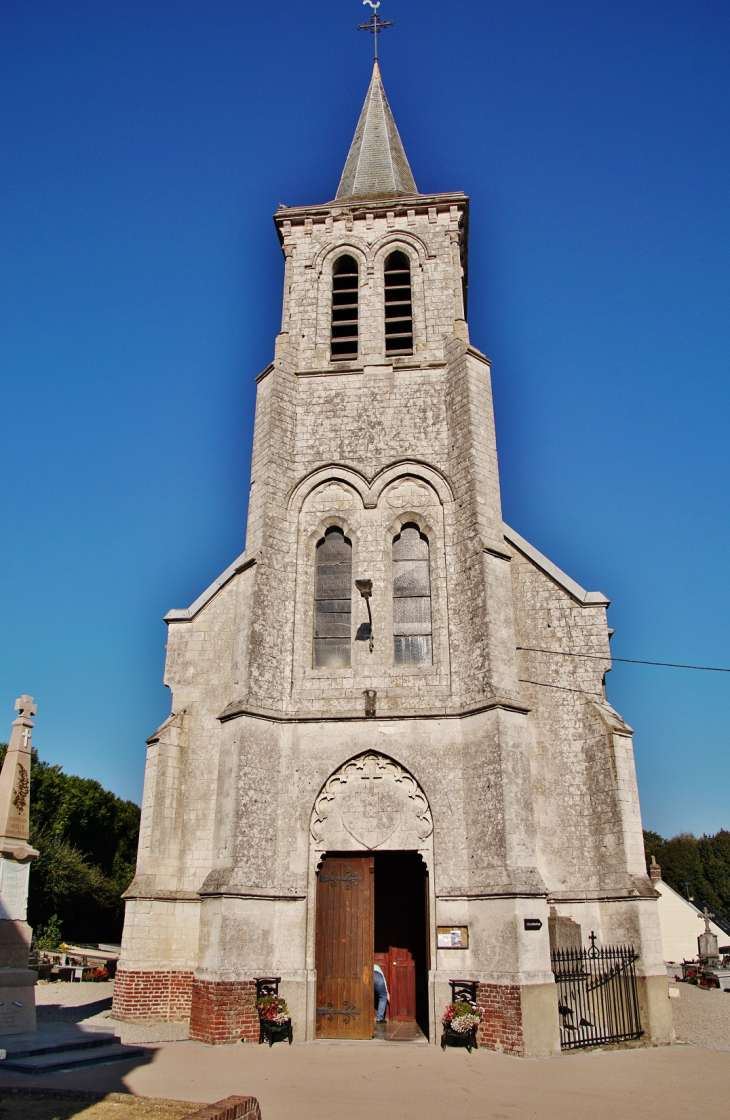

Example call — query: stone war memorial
[113,39,674,1055]
[0,696,39,1034]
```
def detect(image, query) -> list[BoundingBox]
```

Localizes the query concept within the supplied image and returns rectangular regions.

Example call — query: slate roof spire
[336,62,418,201]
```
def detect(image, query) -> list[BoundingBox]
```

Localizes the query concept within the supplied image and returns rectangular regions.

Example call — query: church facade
[113,63,673,1055]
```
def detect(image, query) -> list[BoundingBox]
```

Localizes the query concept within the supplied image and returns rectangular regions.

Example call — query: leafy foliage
[0,743,140,943]
[34,913,63,952]
[644,829,730,924]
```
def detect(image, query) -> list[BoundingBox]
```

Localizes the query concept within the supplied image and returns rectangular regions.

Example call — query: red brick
[112,969,194,1022]
[474,983,524,1057]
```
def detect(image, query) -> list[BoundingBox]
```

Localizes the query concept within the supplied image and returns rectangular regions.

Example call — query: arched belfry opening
[310,753,432,1041]
[331,254,359,360]
[384,250,413,356]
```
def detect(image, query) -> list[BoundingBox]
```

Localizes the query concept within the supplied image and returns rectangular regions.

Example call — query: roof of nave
[335,61,418,201]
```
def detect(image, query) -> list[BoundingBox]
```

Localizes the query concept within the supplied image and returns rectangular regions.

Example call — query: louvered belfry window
[393,524,432,665]
[331,255,359,360]
[314,528,352,668]
[384,250,413,357]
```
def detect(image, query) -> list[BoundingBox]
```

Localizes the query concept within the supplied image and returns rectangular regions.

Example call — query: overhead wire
[516,648,730,673]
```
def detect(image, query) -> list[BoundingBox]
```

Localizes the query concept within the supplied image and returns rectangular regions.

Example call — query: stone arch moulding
[309,238,370,276]
[371,461,455,506]
[371,231,432,267]
[289,461,454,515]
[288,468,369,515]
[310,751,433,853]
[306,514,359,552]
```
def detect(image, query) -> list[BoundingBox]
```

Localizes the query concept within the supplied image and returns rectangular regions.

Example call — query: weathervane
[357,1,394,62]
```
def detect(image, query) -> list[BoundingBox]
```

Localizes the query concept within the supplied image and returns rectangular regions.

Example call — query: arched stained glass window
[314,527,352,668]
[331,255,359,360]
[384,250,413,357]
[392,524,432,665]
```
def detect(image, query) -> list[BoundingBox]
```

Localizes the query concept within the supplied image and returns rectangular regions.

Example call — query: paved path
[0,1038,728,1120]
[17,982,730,1119]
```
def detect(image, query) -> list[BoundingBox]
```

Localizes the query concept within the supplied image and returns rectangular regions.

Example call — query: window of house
[393,524,432,665]
[314,527,352,667]
[331,255,359,360]
[384,250,413,357]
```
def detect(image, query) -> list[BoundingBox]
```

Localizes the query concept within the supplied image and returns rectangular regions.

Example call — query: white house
[653,877,727,963]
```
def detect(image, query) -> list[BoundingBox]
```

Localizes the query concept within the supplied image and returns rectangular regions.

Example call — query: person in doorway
[374,963,388,1031]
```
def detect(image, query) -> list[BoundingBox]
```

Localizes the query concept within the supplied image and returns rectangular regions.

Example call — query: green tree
[0,743,140,943]
[644,828,730,924]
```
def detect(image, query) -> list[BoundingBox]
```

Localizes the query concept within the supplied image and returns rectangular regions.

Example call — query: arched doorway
[308,753,434,1041]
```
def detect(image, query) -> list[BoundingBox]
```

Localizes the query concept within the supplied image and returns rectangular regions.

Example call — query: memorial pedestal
[0,697,40,1035]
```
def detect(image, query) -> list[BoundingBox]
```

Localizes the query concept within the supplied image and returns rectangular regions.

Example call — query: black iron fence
[551,934,643,1050]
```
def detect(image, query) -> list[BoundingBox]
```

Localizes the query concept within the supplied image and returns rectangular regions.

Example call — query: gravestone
[0,696,39,1034]
[698,908,720,965]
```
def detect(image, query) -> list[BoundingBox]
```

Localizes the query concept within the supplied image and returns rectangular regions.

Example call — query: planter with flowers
[441,980,482,1053]
[254,976,293,1046]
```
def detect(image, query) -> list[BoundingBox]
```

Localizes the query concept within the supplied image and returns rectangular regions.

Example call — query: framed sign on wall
[437,926,469,949]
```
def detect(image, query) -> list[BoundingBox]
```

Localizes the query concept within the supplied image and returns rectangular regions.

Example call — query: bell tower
[114,52,673,1057]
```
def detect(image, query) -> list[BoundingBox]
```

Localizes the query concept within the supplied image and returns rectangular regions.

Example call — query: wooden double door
[315,852,427,1040]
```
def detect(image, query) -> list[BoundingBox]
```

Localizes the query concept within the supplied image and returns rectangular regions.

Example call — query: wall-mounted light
[355,578,374,652]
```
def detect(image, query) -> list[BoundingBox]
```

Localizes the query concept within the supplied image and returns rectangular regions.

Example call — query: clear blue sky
[1,1,728,837]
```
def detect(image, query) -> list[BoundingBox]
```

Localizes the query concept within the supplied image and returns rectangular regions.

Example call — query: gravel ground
[34,982,189,1044]
[670,982,730,1051]
[0,1089,206,1120]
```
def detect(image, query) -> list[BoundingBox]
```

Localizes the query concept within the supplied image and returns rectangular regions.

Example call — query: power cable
[516,647,730,673]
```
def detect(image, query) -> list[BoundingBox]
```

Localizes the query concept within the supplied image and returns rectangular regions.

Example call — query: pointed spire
[336,62,418,201]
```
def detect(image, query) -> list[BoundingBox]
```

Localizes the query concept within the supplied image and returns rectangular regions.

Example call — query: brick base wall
[112,968,194,1022]
[189,979,258,1045]
[182,1097,261,1120]
[476,983,524,1056]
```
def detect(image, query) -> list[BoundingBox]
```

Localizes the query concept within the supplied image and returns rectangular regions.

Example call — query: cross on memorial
[15,696,36,720]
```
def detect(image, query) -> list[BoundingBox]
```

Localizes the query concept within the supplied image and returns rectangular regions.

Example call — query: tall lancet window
[331,255,359,360]
[384,251,413,357]
[314,527,352,668]
[392,524,432,665]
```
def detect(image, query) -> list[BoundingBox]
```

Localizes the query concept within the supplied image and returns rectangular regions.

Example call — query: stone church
[114,61,672,1055]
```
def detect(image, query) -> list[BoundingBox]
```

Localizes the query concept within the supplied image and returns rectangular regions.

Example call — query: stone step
[0,1040,146,1074]
[0,1030,117,1060]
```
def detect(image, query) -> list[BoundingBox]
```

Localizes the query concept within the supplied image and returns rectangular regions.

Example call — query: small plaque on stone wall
[437,926,468,949]
[0,859,30,921]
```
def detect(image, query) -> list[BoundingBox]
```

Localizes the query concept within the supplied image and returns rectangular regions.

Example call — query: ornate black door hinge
[316,1000,361,1025]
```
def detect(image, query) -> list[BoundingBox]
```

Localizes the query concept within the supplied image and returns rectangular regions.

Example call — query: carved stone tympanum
[311,752,432,851]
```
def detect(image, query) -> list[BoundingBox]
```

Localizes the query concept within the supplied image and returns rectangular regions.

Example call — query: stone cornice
[217,694,531,724]
[273,191,469,238]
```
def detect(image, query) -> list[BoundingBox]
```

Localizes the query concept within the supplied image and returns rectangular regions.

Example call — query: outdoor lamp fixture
[355,578,374,651]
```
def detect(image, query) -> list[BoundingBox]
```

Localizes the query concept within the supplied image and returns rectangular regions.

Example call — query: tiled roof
[336,62,418,201]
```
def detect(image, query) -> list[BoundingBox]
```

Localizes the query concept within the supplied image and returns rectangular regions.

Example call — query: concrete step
[1,1040,146,1074]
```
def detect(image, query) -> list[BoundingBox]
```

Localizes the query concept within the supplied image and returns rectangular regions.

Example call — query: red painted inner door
[375,946,417,1021]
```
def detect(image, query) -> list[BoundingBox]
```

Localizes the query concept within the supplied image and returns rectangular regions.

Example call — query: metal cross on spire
[357,1,394,62]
